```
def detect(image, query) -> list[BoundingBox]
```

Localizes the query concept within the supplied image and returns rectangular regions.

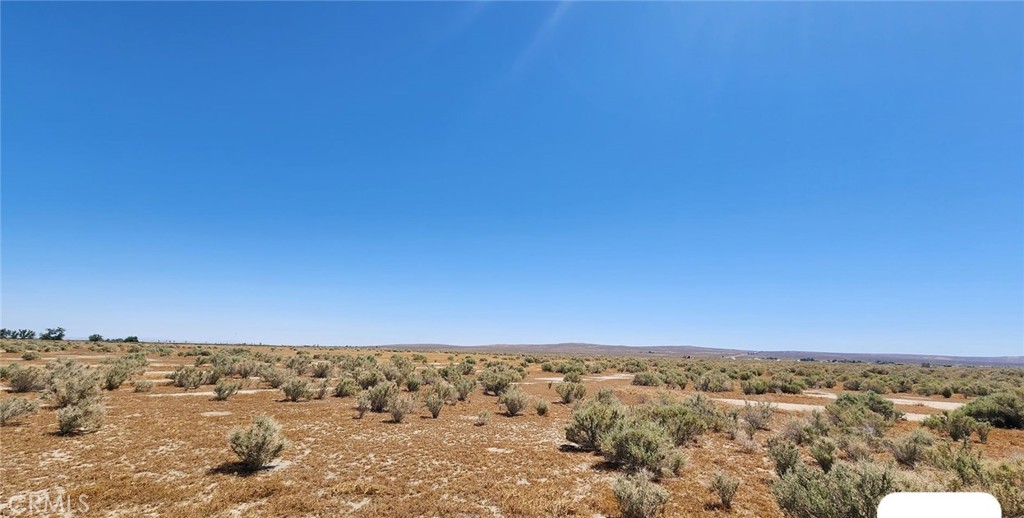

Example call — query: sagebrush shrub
[334,377,359,398]
[356,392,371,418]
[8,365,48,393]
[563,371,583,383]
[741,400,775,431]
[172,366,205,390]
[600,419,674,474]
[771,462,905,518]
[826,392,903,435]
[389,394,416,423]
[632,372,663,387]
[281,378,312,402]
[499,386,529,416]
[133,379,154,393]
[781,418,813,445]
[810,437,837,472]
[695,372,732,392]
[311,361,333,379]
[768,436,801,477]
[891,429,933,468]
[566,398,628,450]
[431,380,455,403]
[475,410,490,426]
[947,413,977,442]
[535,398,549,416]
[356,369,386,390]
[479,366,520,395]
[22,351,41,361]
[45,361,101,407]
[102,364,133,391]
[312,380,329,400]
[425,392,444,418]
[711,471,740,509]
[838,435,872,463]
[733,427,760,453]
[367,381,399,412]
[57,400,105,435]
[0,397,40,426]
[261,367,292,389]
[614,471,669,518]
[229,415,287,471]
[405,375,422,392]
[213,380,240,401]
[641,399,707,446]
[556,382,586,404]
[957,391,1024,429]
[454,378,476,401]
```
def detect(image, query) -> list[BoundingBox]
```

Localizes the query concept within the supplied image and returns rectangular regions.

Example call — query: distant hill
[370,342,1023,367]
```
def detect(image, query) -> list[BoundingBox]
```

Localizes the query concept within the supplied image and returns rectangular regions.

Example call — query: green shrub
[8,365,48,393]
[133,379,154,392]
[21,351,41,361]
[310,361,333,378]
[556,382,587,404]
[890,429,933,468]
[389,394,416,423]
[810,438,837,472]
[0,397,40,426]
[975,421,992,443]
[499,386,529,416]
[826,392,903,435]
[947,413,977,442]
[641,400,707,446]
[476,410,490,426]
[334,377,359,398]
[600,419,674,474]
[405,375,422,392]
[695,372,733,392]
[102,364,133,390]
[768,437,801,477]
[742,400,775,431]
[479,365,521,395]
[632,372,664,387]
[771,462,905,518]
[57,400,105,435]
[172,366,205,390]
[956,391,1024,429]
[356,369,386,389]
[425,392,444,418]
[711,471,740,509]
[366,381,399,412]
[229,415,287,471]
[260,367,291,388]
[213,380,240,401]
[563,371,583,383]
[565,398,628,450]
[312,380,329,399]
[356,392,371,418]
[45,361,101,406]
[281,378,311,402]
[454,378,476,401]
[614,471,669,518]
[535,398,549,416]
[983,458,1024,518]
[781,418,813,445]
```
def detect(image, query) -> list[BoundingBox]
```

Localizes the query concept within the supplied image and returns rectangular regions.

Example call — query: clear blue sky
[2,2,1022,356]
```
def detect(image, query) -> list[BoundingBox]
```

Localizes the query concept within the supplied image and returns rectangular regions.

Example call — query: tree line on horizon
[0,327,138,343]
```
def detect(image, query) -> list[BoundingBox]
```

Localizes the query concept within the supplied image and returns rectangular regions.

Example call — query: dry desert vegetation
[1,338,1022,517]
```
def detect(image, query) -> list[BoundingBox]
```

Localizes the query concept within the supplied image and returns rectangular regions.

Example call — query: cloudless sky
[2,2,1022,356]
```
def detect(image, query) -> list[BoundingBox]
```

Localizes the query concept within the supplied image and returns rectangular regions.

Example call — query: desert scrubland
[1,339,1022,517]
